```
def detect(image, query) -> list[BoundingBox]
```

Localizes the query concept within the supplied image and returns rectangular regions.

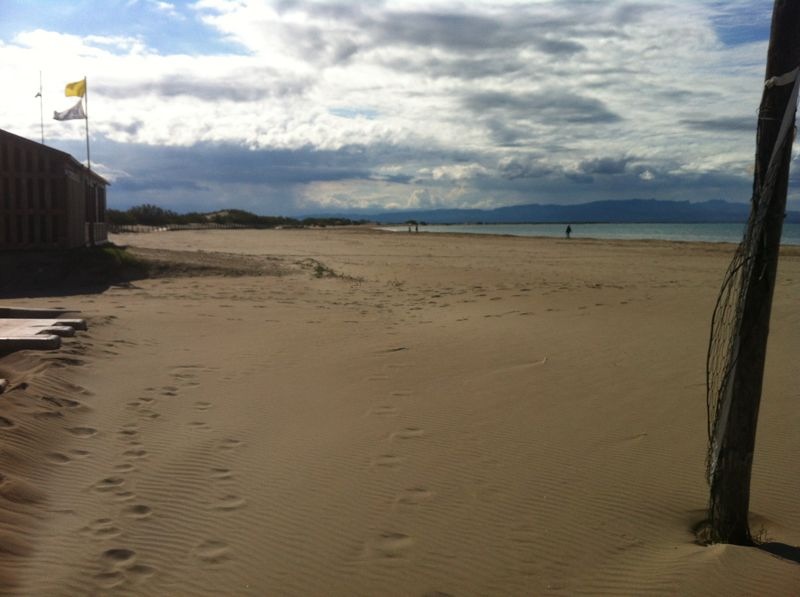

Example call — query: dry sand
[0,227,798,596]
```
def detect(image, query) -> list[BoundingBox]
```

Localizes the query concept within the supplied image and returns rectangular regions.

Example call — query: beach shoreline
[1,228,798,595]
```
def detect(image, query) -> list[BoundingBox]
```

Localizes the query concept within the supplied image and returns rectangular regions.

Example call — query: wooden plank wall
[0,132,107,249]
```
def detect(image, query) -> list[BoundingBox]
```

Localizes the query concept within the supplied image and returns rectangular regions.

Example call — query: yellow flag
[65,79,86,97]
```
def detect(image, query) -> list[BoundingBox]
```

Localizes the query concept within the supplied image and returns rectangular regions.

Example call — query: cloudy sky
[0,0,788,215]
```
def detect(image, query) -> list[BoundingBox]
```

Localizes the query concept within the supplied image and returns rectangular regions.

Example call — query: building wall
[0,131,107,249]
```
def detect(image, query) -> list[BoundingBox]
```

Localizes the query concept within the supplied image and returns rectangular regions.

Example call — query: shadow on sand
[0,246,146,299]
[757,542,800,564]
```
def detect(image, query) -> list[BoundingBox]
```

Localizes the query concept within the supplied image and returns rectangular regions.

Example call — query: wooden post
[707,0,800,545]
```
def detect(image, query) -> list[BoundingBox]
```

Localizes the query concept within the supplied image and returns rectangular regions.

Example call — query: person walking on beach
[565,225,572,239]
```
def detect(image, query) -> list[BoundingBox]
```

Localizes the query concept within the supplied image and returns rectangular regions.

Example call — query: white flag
[53,99,86,121]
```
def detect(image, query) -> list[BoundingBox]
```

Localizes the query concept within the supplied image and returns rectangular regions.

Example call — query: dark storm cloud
[464,91,622,125]
[173,144,371,184]
[681,116,756,133]
[95,73,311,102]
[484,118,531,147]
[267,1,590,69]
[65,131,755,215]
[108,119,144,136]
[364,5,602,55]
[88,139,374,193]
[114,178,210,193]
[79,138,383,212]
[374,11,516,51]
[612,2,667,26]
[383,54,528,80]
[497,156,554,180]
[566,172,595,184]
[578,156,631,175]
[534,38,586,55]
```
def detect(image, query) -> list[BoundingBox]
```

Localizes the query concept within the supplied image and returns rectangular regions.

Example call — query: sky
[0,0,789,216]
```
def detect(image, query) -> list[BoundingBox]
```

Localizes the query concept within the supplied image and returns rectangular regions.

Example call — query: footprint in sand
[210,467,233,481]
[102,548,136,567]
[94,571,125,589]
[113,491,137,503]
[219,438,243,451]
[0,478,45,505]
[46,452,71,464]
[113,463,136,473]
[211,495,246,511]
[93,477,125,493]
[0,416,16,429]
[123,448,148,460]
[42,396,82,409]
[372,454,404,468]
[368,532,414,559]
[85,518,122,539]
[123,504,152,519]
[370,405,398,417]
[34,411,63,421]
[194,540,231,564]
[397,487,434,506]
[391,427,425,441]
[194,401,212,412]
[127,564,156,581]
[67,426,97,438]
[188,421,210,431]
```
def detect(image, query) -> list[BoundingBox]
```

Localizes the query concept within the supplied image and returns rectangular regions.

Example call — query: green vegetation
[100,245,145,268]
[107,204,366,229]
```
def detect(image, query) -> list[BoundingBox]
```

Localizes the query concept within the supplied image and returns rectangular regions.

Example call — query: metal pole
[84,76,90,170]
[38,71,44,145]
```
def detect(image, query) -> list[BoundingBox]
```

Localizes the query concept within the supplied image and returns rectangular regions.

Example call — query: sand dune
[0,228,798,595]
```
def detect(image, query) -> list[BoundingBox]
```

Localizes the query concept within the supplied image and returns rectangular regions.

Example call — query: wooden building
[0,128,108,249]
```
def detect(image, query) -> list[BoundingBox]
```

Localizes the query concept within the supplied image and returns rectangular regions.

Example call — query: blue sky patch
[709,1,771,47]
[0,0,246,55]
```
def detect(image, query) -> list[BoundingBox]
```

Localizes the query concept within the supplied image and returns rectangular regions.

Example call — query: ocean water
[383,222,800,245]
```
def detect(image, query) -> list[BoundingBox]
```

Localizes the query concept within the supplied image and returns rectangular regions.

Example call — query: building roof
[0,127,109,186]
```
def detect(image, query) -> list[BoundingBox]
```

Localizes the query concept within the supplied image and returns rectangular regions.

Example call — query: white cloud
[152,1,183,19]
[0,0,773,211]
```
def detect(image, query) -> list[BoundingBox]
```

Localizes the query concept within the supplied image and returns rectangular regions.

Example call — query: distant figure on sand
[566,225,572,239]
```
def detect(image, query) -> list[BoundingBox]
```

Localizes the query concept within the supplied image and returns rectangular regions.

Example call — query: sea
[382,222,800,246]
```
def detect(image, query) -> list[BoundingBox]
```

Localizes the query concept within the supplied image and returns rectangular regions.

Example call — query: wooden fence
[108,223,250,234]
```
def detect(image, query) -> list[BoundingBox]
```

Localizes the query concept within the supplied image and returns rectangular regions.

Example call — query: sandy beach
[0,227,798,596]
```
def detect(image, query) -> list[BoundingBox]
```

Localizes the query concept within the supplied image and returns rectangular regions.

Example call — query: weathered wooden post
[707,0,800,545]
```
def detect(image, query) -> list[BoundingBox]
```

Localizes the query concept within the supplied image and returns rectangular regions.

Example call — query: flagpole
[38,71,44,145]
[83,76,91,170]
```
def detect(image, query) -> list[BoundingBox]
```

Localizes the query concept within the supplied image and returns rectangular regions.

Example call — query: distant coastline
[381,221,800,245]
[331,198,800,226]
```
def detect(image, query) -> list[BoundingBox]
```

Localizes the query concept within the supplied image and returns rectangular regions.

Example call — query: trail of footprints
[79,364,244,589]
[364,349,432,562]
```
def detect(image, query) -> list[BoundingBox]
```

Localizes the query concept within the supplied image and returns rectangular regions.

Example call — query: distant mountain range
[340,199,800,225]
